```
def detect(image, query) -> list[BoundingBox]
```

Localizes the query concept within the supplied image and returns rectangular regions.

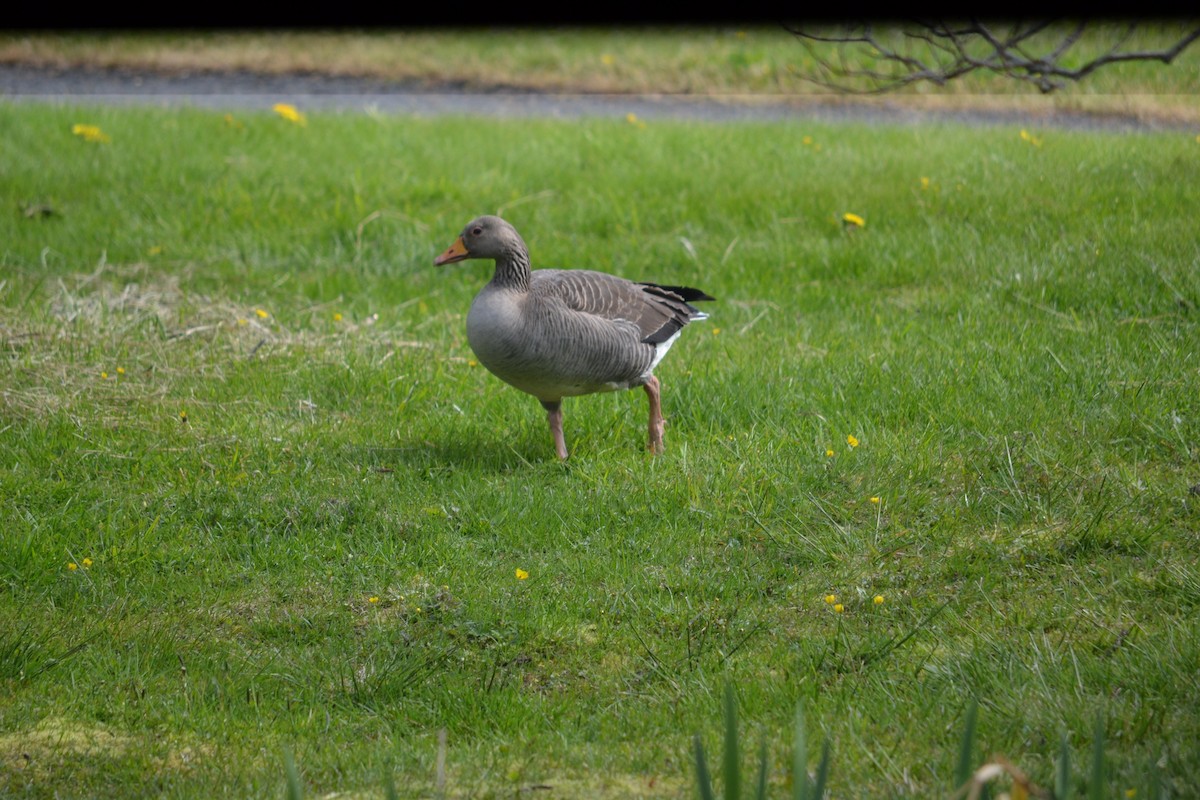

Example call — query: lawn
[1,97,1198,799]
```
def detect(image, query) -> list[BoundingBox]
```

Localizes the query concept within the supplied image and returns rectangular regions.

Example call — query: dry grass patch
[0,716,210,788]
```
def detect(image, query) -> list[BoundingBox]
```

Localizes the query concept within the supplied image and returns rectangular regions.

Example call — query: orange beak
[433,236,469,266]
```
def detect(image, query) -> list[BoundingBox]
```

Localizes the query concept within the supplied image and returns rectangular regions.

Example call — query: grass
[2,25,1200,122]
[1,93,1199,799]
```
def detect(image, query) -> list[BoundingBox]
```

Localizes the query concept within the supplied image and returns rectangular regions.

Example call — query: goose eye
[471,226,483,236]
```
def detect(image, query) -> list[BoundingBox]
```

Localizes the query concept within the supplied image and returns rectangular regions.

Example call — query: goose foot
[542,400,569,460]
[643,375,664,455]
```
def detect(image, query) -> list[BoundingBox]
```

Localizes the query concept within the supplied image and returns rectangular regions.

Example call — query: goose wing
[531,269,713,345]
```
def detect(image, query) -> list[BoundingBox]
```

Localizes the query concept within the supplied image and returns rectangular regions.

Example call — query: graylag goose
[434,215,713,459]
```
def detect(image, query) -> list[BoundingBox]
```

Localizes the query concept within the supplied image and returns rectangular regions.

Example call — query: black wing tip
[640,282,716,303]
[642,317,685,346]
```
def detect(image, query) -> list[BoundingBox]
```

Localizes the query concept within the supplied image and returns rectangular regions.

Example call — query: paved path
[1,63,1192,133]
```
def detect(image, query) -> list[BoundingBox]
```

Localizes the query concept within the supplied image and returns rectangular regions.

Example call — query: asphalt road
[1,63,1192,133]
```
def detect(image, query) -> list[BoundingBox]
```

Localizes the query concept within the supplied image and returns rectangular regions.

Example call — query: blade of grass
[794,705,808,800]
[283,747,302,800]
[812,739,830,800]
[754,739,769,800]
[1089,714,1105,800]
[724,684,741,800]
[1056,730,1073,799]
[694,735,716,800]
[955,699,979,792]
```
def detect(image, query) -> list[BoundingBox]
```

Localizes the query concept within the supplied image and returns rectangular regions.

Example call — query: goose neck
[491,242,532,291]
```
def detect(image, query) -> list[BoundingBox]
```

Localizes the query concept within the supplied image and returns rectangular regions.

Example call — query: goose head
[434,215,527,266]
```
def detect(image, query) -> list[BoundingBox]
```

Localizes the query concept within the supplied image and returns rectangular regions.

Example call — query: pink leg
[643,375,664,454]
[542,400,569,460]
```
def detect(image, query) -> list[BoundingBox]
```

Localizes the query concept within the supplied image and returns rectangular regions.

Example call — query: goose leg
[643,375,665,455]
[541,400,569,460]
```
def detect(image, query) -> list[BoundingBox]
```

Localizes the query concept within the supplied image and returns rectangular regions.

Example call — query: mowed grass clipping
[1,102,1199,798]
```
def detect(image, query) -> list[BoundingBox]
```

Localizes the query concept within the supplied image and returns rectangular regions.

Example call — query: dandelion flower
[625,113,647,129]
[67,562,78,571]
[82,558,93,568]
[870,496,881,504]
[920,176,931,190]
[601,54,615,66]
[333,312,343,322]
[516,568,529,580]
[368,596,380,605]
[179,410,188,422]
[824,594,837,604]
[846,434,859,448]
[842,213,865,228]
[711,328,721,335]
[272,103,307,126]
[255,308,270,319]
[116,367,125,375]
[802,135,814,145]
[833,603,844,613]
[71,124,111,143]
[467,359,479,367]
[100,371,109,380]
[873,595,884,605]
[826,449,835,457]
[1019,129,1042,147]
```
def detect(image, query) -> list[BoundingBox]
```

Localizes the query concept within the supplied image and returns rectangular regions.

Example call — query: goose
[433,215,713,459]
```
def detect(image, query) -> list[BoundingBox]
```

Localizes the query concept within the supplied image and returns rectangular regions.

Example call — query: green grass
[1,100,1199,799]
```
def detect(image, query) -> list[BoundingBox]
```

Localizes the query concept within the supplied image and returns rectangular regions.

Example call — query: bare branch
[784,20,1200,95]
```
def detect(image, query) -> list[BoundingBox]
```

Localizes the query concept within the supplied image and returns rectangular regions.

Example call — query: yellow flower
[116,367,125,375]
[824,594,837,604]
[873,595,884,605]
[842,213,865,228]
[920,176,931,190]
[179,410,188,422]
[223,113,244,129]
[846,434,859,448]
[82,558,93,568]
[601,53,615,66]
[516,568,529,580]
[870,496,880,504]
[1019,129,1042,147]
[711,328,721,335]
[1125,791,1136,799]
[67,562,78,571]
[71,123,111,143]
[147,245,163,256]
[100,371,109,380]
[467,359,479,367]
[333,312,343,322]
[368,596,379,605]
[237,318,248,326]
[272,103,307,126]
[833,603,844,613]
[255,308,270,319]
[625,113,647,129]
[825,449,835,457]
